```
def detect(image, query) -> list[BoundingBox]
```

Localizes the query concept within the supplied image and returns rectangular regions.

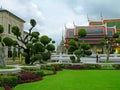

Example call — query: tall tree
[101,33,120,62]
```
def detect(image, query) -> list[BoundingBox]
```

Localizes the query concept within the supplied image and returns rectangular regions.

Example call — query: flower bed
[19,72,42,84]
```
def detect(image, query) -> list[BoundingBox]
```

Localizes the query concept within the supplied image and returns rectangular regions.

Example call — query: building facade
[0,8,25,58]
[64,18,120,54]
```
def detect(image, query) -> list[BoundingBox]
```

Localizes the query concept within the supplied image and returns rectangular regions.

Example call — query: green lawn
[14,70,120,90]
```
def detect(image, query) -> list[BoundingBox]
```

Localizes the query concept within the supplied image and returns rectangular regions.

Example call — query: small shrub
[31,70,44,77]
[83,64,101,70]
[70,56,75,63]
[41,65,55,71]
[0,86,4,90]
[59,64,65,68]
[19,71,42,84]
[112,64,120,69]
[0,75,19,87]
[4,84,11,90]
[42,70,54,76]
[101,65,114,70]
[67,65,84,70]
[54,66,62,71]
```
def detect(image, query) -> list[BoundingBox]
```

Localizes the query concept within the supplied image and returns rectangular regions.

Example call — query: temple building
[64,18,120,54]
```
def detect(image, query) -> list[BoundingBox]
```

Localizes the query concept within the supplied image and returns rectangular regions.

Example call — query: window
[107,30,113,36]
[8,24,11,34]
[86,29,103,34]
[69,31,74,36]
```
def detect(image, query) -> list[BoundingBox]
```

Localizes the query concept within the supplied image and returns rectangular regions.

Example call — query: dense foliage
[101,33,120,62]
[2,19,56,64]
[68,28,92,62]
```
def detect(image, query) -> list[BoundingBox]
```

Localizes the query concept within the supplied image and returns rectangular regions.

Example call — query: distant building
[57,36,66,54]
[0,8,25,58]
[64,18,120,54]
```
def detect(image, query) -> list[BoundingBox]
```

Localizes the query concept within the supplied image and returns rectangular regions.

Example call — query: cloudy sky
[1,0,120,47]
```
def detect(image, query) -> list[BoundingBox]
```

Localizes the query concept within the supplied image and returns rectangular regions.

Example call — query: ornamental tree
[11,19,55,64]
[0,25,16,66]
[101,33,120,62]
[68,28,92,63]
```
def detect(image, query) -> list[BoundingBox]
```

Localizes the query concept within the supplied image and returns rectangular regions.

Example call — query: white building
[0,8,25,58]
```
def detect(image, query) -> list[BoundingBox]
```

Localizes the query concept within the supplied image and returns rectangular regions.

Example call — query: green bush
[0,75,19,87]
[0,86,4,90]
[70,56,75,63]
[112,64,120,69]
[83,64,101,69]
[101,65,114,70]
[40,65,55,71]
[42,52,51,61]
[42,70,53,75]
[59,64,65,68]
[31,70,44,77]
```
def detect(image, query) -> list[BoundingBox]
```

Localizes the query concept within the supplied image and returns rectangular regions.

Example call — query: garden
[14,69,120,90]
[1,64,120,90]
[0,18,120,90]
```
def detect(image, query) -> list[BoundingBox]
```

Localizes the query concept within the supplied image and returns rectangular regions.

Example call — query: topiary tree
[70,56,75,63]
[11,19,55,64]
[78,28,87,42]
[68,28,92,62]
[0,25,16,66]
[101,33,120,62]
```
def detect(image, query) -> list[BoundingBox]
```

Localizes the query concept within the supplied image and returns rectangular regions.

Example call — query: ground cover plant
[14,70,120,90]
[0,66,14,69]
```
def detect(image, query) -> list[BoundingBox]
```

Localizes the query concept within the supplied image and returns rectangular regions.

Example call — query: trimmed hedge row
[19,71,42,84]
[0,68,57,90]
[0,75,19,87]
[65,64,120,70]
[0,86,4,90]
[66,64,101,70]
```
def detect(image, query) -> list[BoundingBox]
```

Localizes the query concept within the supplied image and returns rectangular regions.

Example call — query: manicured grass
[0,87,4,90]
[14,70,120,90]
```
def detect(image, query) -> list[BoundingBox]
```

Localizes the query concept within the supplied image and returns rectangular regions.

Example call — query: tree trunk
[106,44,110,62]
[24,49,30,64]
[0,47,6,66]
[76,55,80,63]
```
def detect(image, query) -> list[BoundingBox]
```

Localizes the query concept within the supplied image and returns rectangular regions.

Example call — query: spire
[87,14,90,22]
[62,29,64,41]
[0,0,4,10]
[100,12,103,21]
[73,21,76,27]
[64,24,67,30]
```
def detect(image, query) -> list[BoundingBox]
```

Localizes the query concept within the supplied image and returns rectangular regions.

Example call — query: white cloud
[74,6,85,15]
[1,0,120,48]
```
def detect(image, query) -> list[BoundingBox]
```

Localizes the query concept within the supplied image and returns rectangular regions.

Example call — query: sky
[1,0,120,47]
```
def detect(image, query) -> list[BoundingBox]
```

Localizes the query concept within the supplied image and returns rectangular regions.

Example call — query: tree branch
[24,26,34,42]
